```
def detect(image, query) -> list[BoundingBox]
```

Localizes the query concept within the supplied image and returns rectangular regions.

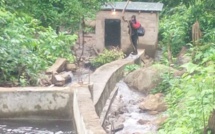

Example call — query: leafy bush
[124,64,141,75]
[0,9,77,86]
[90,48,125,68]
[150,72,174,94]
[159,5,191,56]
[159,71,215,133]
[158,47,215,133]
[1,0,108,31]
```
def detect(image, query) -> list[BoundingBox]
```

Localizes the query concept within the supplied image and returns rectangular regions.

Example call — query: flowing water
[0,120,76,134]
[105,81,160,134]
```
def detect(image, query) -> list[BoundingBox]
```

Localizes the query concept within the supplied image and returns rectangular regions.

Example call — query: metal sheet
[101,2,164,12]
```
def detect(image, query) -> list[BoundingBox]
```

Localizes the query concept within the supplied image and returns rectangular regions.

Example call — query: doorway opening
[105,19,121,48]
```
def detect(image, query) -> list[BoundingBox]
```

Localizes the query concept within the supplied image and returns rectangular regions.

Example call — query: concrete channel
[0,50,144,134]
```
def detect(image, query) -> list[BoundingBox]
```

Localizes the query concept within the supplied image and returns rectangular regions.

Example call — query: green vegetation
[90,48,125,68]
[0,0,111,86]
[144,0,215,133]
[124,64,141,75]
[157,45,215,133]
[1,0,214,132]
[0,8,77,86]
[0,0,108,31]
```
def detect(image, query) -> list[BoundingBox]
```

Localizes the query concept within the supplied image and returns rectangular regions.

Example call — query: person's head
[131,15,136,22]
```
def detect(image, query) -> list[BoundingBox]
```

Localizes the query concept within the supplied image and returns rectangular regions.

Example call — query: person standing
[129,15,140,55]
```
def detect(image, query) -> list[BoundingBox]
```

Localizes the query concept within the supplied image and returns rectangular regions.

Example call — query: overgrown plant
[124,64,141,75]
[0,9,77,86]
[90,48,125,68]
[150,72,174,94]
[159,5,190,57]
[1,0,111,32]
[158,55,215,133]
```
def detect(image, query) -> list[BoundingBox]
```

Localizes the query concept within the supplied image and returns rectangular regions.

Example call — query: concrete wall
[91,50,145,117]
[73,84,106,134]
[73,50,144,134]
[0,87,73,120]
[0,51,145,134]
[96,10,159,56]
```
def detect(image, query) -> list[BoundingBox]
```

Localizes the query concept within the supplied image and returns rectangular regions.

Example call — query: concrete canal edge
[73,49,145,133]
[0,87,74,120]
[0,49,145,134]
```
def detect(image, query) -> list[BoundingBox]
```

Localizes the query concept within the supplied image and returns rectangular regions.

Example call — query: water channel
[0,120,76,134]
[0,68,92,134]
[0,50,162,134]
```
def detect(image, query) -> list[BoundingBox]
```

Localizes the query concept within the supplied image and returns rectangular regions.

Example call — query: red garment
[132,21,141,29]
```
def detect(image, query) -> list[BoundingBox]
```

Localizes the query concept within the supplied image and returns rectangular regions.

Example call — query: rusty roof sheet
[101,2,163,12]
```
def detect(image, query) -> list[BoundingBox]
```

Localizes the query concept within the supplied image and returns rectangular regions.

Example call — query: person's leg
[132,35,138,54]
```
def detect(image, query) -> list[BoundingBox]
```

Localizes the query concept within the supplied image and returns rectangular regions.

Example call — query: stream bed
[104,81,161,134]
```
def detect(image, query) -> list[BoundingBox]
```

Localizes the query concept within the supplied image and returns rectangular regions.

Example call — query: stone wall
[96,10,158,56]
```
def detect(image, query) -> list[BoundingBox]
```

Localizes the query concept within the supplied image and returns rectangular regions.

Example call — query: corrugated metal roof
[101,2,163,12]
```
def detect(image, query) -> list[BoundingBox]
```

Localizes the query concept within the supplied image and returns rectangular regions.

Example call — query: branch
[77,16,85,66]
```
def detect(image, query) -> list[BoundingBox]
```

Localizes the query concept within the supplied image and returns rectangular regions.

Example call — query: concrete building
[95,2,163,57]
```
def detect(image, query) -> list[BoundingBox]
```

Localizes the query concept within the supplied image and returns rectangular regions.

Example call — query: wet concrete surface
[0,120,76,134]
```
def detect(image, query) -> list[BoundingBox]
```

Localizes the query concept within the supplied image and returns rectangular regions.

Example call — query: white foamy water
[0,120,76,134]
[109,81,159,134]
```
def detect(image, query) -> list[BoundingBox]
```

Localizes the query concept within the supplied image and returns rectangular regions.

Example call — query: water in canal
[0,120,76,134]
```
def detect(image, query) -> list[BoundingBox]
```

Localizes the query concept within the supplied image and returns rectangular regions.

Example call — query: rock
[176,46,191,66]
[59,71,72,83]
[124,64,178,93]
[105,125,111,133]
[39,78,52,86]
[137,119,150,125]
[132,132,142,134]
[116,116,125,124]
[66,63,77,72]
[51,71,72,86]
[152,116,168,126]
[141,55,154,67]
[180,56,191,66]
[109,97,124,115]
[51,74,65,86]
[46,58,67,74]
[147,110,159,115]
[112,123,124,133]
[139,93,167,112]
[173,69,186,77]
[124,64,166,93]
[118,106,128,114]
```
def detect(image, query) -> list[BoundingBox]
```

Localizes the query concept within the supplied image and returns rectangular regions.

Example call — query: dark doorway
[105,19,121,48]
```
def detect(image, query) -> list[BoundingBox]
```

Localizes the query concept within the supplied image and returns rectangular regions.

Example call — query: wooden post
[121,0,136,51]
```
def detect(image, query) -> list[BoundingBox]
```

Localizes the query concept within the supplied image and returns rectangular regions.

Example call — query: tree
[1,0,112,32]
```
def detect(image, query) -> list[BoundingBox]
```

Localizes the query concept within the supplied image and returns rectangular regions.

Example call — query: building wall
[96,10,159,56]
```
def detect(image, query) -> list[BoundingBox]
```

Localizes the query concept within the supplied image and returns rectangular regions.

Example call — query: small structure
[95,2,163,57]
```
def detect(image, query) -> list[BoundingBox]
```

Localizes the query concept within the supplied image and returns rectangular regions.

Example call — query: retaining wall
[92,50,145,117]
[0,50,145,134]
[0,87,73,120]
[73,49,145,133]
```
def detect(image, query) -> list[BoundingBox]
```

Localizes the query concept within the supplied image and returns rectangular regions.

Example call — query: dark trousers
[131,34,138,54]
